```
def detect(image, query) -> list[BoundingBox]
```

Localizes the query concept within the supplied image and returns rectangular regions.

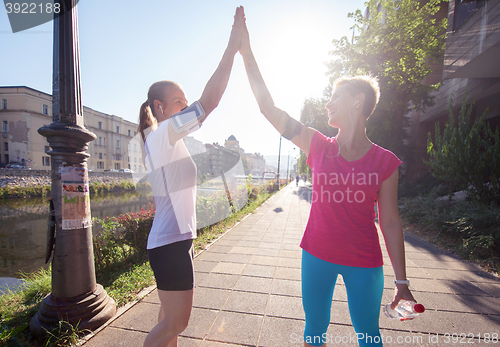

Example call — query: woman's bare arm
[168,7,244,145]
[239,8,315,156]
[378,170,416,308]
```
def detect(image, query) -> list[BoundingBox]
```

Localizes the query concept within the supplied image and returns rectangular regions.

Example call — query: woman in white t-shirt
[137,7,244,347]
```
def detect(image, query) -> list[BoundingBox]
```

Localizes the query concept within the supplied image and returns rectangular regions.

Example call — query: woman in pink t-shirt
[239,8,416,347]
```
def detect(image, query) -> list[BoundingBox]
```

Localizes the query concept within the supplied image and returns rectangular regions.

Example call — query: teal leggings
[302,250,384,346]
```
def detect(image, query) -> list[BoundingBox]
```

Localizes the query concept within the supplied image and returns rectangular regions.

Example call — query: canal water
[0,191,155,280]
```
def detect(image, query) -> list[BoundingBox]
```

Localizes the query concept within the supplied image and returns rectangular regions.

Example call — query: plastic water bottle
[383,300,425,321]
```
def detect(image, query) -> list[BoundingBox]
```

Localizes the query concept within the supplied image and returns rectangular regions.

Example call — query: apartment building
[406,0,500,179]
[0,86,144,172]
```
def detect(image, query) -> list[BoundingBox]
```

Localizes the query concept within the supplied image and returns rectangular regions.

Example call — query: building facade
[0,86,145,172]
[406,0,500,179]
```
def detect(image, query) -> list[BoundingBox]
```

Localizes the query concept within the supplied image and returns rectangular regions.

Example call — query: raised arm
[168,7,243,145]
[377,170,416,309]
[198,6,244,117]
[239,8,315,156]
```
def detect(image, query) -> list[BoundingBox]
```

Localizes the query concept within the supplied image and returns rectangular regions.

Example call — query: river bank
[0,169,135,189]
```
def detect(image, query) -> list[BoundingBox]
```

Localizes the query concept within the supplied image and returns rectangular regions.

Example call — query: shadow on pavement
[293,185,312,204]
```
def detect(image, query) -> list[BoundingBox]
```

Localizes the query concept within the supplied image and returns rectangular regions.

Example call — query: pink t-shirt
[300,131,402,268]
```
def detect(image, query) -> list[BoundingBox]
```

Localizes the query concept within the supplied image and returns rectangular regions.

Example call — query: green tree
[327,0,447,159]
[426,95,500,204]
[297,87,337,177]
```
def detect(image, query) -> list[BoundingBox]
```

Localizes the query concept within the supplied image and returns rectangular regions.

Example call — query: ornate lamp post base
[30,284,116,337]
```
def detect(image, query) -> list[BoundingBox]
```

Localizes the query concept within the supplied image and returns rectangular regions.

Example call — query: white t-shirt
[144,119,197,249]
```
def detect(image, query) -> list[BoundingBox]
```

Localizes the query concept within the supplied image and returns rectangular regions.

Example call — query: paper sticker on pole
[61,166,91,230]
[4,0,80,33]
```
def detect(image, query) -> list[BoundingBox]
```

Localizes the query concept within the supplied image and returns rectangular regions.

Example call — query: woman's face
[157,86,188,122]
[325,84,358,127]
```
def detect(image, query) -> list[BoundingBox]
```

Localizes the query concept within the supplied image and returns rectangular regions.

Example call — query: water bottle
[383,300,425,321]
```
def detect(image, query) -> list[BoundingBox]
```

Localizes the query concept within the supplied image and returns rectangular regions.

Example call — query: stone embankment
[0,169,134,188]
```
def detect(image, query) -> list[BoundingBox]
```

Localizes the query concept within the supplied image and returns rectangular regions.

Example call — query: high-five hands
[239,6,251,57]
[227,6,245,55]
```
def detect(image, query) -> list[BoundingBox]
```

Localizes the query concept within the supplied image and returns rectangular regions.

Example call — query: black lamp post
[30,0,116,337]
[286,147,295,184]
[276,135,282,188]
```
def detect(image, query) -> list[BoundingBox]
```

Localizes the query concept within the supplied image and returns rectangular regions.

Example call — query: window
[454,0,487,31]
[98,121,102,130]
[116,154,121,161]
[4,154,9,164]
[98,153,102,159]
[115,163,120,170]
[134,165,137,171]
[42,156,50,166]
[97,161,104,169]
[2,99,6,110]
[4,142,8,151]
[116,126,119,133]
[128,129,131,137]
[44,146,50,153]
[134,131,136,136]
[103,138,106,147]
[43,104,48,115]
[2,121,8,133]
[134,144,137,152]
[116,140,120,148]
[98,137,102,146]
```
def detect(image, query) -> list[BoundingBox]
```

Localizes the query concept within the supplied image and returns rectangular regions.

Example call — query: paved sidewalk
[83,182,500,346]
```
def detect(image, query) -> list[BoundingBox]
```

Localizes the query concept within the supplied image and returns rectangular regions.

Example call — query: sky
[1,0,367,162]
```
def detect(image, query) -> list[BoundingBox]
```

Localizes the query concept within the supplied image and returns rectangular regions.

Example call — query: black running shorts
[147,239,194,291]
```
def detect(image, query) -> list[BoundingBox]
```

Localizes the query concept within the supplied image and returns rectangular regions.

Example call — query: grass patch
[0,269,51,346]
[98,262,156,307]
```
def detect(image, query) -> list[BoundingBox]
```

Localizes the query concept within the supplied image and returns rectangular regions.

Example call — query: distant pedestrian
[296,175,299,186]
[239,8,416,346]
[137,7,244,347]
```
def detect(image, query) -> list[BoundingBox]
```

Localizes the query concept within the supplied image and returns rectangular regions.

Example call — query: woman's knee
[159,315,190,336]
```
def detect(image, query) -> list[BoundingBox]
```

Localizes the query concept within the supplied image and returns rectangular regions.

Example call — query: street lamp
[30,0,116,337]
[276,135,282,188]
[286,147,295,185]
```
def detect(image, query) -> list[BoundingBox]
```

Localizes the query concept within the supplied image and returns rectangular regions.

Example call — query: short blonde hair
[334,76,380,119]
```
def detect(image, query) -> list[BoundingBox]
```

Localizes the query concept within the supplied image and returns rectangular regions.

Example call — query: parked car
[104,169,119,172]
[119,168,133,173]
[5,164,25,169]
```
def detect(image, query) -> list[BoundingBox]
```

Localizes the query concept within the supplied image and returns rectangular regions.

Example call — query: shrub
[426,94,500,204]
[93,203,155,271]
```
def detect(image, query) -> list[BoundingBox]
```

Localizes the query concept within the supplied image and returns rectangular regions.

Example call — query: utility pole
[286,147,296,184]
[30,0,116,336]
[276,135,282,189]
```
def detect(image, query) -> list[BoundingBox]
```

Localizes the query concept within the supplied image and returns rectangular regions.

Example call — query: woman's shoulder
[371,143,400,159]
[373,143,402,170]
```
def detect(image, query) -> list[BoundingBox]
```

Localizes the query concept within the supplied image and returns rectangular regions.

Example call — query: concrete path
[83,182,500,346]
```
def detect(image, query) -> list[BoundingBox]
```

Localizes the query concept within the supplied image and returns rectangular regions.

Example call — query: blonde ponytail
[137,80,181,142]
[138,101,157,142]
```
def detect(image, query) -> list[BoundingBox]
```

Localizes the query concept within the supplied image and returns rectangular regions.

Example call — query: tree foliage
[297,87,337,176]
[426,95,500,204]
[327,0,447,158]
